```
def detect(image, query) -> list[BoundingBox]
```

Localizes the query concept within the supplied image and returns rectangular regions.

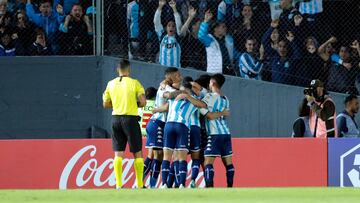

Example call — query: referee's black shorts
[111,115,142,153]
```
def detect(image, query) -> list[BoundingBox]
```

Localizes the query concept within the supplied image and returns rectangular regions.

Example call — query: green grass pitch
[1,188,359,203]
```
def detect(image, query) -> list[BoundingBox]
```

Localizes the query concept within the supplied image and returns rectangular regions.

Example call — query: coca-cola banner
[0,138,327,189]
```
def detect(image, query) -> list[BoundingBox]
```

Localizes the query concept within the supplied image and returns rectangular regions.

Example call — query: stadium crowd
[0,0,94,56]
[2,0,360,94]
[119,0,360,95]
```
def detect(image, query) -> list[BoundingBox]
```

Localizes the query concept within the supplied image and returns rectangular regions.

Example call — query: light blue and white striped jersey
[167,97,199,129]
[159,35,181,68]
[151,85,177,122]
[299,0,323,15]
[239,52,263,80]
[200,92,230,135]
[154,9,182,68]
[127,1,139,39]
[189,95,200,127]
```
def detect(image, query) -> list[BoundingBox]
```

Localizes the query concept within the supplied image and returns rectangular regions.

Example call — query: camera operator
[304,79,337,138]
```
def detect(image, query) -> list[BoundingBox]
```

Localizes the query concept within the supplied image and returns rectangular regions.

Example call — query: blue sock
[167,161,175,188]
[226,164,235,188]
[191,159,201,181]
[143,157,152,178]
[204,164,214,188]
[161,160,171,186]
[179,160,188,186]
[150,159,161,188]
[174,160,180,187]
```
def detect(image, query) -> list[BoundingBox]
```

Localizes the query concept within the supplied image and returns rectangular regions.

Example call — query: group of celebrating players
[143,67,235,188]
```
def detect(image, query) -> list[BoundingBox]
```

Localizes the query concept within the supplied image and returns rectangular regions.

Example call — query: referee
[103,59,146,189]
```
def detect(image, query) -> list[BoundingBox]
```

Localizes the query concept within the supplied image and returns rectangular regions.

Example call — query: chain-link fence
[103,0,360,95]
[2,0,360,95]
[0,0,96,56]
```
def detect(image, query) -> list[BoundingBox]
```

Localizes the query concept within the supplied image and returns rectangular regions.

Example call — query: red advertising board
[0,138,327,189]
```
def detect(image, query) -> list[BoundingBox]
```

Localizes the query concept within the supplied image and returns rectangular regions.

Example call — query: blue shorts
[163,122,189,151]
[204,134,233,157]
[145,119,165,149]
[189,126,201,152]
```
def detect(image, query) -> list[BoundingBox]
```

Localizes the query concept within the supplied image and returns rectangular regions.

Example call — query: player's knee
[133,151,143,159]
[191,152,200,159]
[222,156,233,166]
[114,151,125,158]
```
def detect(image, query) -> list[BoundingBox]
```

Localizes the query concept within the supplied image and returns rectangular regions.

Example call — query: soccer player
[187,76,211,188]
[161,77,207,188]
[140,87,157,179]
[154,0,182,68]
[145,67,182,188]
[200,73,234,188]
[102,59,146,189]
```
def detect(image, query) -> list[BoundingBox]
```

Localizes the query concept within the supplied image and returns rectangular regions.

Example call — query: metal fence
[0,0,96,55]
[103,0,360,95]
[1,0,360,94]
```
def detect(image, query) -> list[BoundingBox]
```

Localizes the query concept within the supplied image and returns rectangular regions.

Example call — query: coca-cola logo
[59,145,205,189]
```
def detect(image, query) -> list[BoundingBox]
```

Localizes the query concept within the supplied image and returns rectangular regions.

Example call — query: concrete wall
[0,56,353,139]
[0,57,101,139]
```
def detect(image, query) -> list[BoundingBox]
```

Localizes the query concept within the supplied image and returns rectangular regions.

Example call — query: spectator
[261,20,280,81]
[180,7,207,70]
[154,0,183,68]
[261,20,280,59]
[301,36,322,85]
[0,0,12,31]
[53,0,79,15]
[12,9,35,54]
[138,0,159,62]
[127,0,140,59]
[292,98,312,137]
[298,0,324,40]
[0,29,16,56]
[59,4,93,55]
[26,0,65,54]
[336,94,360,138]
[28,27,52,55]
[7,0,26,13]
[104,0,128,56]
[233,4,254,52]
[238,37,264,80]
[317,36,337,85]
[198,10,239,75]
[278,0,301,36]
[327,44,359,94]
[267,15,302,85]
[217,0,241,34]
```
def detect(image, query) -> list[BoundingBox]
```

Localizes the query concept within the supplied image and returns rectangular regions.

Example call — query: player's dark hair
[145,87,157,100]
[182,76,193,90]
[119,59,130,70]
[164,67,178,76]
[344,94,358,105]
[195,74,211,89]
[211,74,225,88]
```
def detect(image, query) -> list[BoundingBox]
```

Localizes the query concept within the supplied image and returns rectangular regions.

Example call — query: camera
[303,87,315,96]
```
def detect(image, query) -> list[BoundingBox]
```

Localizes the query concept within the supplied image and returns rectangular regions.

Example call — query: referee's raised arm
[102,59,146,189]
